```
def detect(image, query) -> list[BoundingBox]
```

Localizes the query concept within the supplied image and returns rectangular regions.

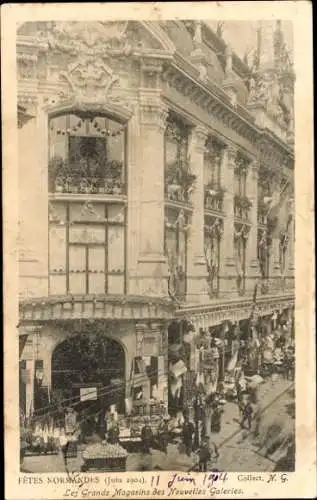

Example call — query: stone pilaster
[186,125,209,303]
[137,91,169,296]
[219,145,236,294]
[126,110,141,295]
[245,160,261,291]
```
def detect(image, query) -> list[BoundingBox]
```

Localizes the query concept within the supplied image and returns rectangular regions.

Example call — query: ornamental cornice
[19,294,175,323]
[163,62,259,145]
[258,130,293,161]
[174,293,294,320]
[162,57,295,157]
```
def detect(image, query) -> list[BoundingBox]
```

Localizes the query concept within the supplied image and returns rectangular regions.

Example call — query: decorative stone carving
[47,21,131,58]
[18,55,37,80]
[139,101,168,131]
[18,94,38,115]
[247,72,271,106]
[216,22,225,38]
[225,44,233,75]
[60,57,119,101]
[42,21,133,102]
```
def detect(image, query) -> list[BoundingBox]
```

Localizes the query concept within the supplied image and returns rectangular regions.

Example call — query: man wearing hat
[158,415,170,455]
[182,415,195,457]
[141,417,153,455]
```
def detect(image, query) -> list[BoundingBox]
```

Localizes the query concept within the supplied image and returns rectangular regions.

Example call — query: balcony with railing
[164,160,196,208]
[48,157,126,196]
[204,183,225,213]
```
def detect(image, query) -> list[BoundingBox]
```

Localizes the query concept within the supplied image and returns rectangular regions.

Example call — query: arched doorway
[51,333,126,419]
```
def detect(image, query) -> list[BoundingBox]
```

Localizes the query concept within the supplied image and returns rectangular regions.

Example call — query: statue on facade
[216,21,224,38]
[193,21,203,47]
[247,76,257,104]
[225,44,233,75]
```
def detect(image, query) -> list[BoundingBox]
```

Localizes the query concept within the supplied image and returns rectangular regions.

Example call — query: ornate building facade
[17,20,295,417]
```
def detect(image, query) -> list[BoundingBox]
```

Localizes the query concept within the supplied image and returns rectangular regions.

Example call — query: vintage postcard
[2,1,316,499]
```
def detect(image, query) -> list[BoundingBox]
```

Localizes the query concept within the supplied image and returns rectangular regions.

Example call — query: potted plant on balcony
[49,156,68,192]
[165,161,196,203]
[234,194,252,215]
[54,176,65,193]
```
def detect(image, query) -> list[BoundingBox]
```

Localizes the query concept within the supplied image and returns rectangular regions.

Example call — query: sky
[207,20,293,65]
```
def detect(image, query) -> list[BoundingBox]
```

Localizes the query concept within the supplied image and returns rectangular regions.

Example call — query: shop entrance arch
[51,333,126,417]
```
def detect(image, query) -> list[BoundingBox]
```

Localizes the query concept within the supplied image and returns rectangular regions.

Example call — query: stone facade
[17,20,295,415]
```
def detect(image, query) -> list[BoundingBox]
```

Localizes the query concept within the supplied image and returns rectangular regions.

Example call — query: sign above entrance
[80,387,97,401]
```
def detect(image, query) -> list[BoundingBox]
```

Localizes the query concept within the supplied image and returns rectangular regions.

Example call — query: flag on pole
[267,180,292,238]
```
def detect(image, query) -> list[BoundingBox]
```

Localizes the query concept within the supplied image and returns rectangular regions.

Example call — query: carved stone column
[219,145,236,294]
[245,160,261,292]
[137,91,169,296]
[186,126,209,303]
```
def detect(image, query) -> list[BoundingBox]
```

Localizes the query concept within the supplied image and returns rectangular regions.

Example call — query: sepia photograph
[15,17,297,475]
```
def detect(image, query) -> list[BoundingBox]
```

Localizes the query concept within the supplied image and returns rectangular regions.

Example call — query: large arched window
[48,113,126,194]
[48,112,127,297]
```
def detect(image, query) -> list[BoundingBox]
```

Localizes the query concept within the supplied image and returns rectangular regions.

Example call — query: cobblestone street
[22,377,294,473]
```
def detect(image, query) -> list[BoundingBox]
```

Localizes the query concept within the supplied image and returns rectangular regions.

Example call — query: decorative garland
[165,119,188,144]
[204,217,223,238]
[234,225,249,240]
[50,118,127,137]
[164,209,190,231]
